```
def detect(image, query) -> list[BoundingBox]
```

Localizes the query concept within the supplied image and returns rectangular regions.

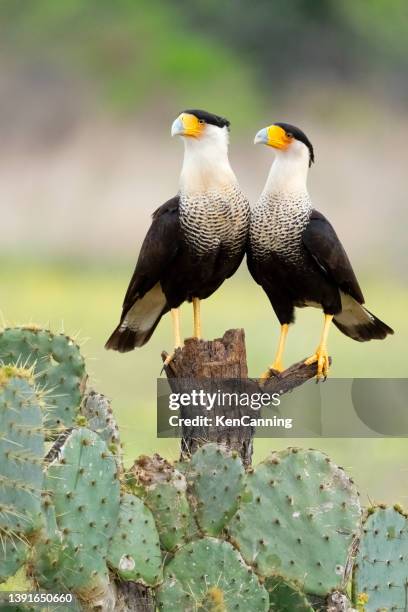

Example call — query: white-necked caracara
[248,122,394,380]
[106,110,250,362]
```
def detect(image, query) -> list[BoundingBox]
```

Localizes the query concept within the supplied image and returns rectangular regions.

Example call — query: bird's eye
[286,132,293,138]
[198,119,205,125]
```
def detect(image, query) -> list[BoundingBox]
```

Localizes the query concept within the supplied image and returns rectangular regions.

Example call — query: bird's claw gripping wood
[259,363,283,383]
[259,323,288,382]
[305,346,330,381]
[305,314,333,380]
[163,350,176,367]
[161,308,183,372]
[161,349,179,374]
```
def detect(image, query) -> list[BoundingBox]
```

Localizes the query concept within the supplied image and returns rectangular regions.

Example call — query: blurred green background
[1,1,407,507]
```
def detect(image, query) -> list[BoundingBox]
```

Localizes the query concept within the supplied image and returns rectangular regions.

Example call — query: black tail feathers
[105,319,160,353]
[334,306,394,342]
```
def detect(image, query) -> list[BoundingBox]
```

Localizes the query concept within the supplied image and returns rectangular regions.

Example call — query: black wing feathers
[121,196,180,319]
[302,210,364,304]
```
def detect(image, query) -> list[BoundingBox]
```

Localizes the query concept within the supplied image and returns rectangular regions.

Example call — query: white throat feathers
[262,140,310,196]
[179,125,237,194]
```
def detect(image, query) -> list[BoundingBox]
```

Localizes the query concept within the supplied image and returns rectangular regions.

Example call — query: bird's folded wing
[121,196,181,318]
[302,209,364,303]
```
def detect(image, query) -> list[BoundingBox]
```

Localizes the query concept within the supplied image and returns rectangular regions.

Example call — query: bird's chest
[250,193,311,264]
[179,187,249,257]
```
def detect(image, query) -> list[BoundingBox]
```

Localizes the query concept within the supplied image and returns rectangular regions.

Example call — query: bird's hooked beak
[171,113,204,138]
[254,125,292,150]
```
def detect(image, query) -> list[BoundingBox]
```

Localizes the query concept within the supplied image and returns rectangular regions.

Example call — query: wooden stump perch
[162,328,327,466]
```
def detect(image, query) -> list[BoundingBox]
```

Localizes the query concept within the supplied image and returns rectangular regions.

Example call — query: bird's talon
[304,354,317,366]
[271,361,284,373]
[259,369,273,384]
[161,349,180,373]
[163,352,175,367]
[259,363,283,384]
[305,347,330,379]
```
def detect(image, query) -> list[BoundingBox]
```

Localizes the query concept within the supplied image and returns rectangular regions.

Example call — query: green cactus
[80,390,121,458]
[0,538,29,584]
[44,428,120,599]
[107,492,162,586]
[146,480,193,552]
[0,327,86,431]
[352,505,408,611]
[229,447,361,597]
[132,454,195,552]
[156,537,269,611]
[266,577,314,611]
[0,367,44,547]
[30,493,66,591]
[187,443,245,536]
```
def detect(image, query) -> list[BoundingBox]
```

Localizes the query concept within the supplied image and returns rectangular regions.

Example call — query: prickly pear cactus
[266,577,314,611]
[107,493,162,586]
[353,505,408,611]
[45,428,120,599]
[0,538,28,584]
[229,447,361,597]
[81,390,120,457]
[187,443,245,536]
[0,327,86,431]
[0,366,45,582]
[132,454,195,551]
[156,537,269,611]
[30,493,65,591]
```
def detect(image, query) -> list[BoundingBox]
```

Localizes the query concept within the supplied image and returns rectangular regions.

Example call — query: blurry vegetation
[175,0,408,101]
[1,0,407,126]
[0,0,260,124]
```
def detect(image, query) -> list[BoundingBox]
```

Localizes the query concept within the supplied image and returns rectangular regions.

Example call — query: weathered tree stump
[162,328,326,467]
[114,580,155,612]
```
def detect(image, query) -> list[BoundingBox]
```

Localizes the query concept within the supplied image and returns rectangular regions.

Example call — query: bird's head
[172,110,235,192]
[171,109,230,146]
[254,122,315,168]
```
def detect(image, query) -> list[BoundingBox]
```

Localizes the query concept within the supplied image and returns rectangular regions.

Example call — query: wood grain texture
[162,328,329,467]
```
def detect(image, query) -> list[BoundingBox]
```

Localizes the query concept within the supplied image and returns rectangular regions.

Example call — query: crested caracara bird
[248,122,393,380]
[106,110,250,362]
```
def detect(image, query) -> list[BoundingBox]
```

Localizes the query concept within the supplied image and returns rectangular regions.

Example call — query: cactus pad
[30,493,66,591]
[107,493,162,586]
[156,537,269,611]
[266,577,313,611]
[81,390,121,457]
[353,505,408,611]
[0,327,86,431]
[0,367,44,541]
[132,454,195,551]
[229,448,361,597]
[45,427,120,597]
[0,538,28,583]
[187,443,245,536]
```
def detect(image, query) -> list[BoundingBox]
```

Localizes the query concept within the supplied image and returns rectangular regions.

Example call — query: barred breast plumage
[249,190,312,264]
[180,184,250,257]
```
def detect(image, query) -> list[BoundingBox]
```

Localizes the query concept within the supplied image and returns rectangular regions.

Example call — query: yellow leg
[260,324,289,381]
[305,314,333,380]
[163,308,182,367]
[192,297,201,339]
